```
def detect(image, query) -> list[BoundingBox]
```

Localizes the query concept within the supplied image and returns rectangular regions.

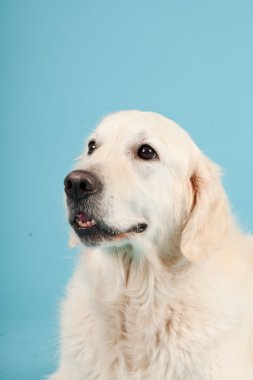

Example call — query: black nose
[64,170,101,198]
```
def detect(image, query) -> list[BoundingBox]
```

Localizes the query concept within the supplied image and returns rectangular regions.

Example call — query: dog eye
[88,140,96,155]
[137,144,158,160]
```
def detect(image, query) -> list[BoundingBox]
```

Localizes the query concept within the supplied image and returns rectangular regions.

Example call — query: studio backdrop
[1,1,253,379]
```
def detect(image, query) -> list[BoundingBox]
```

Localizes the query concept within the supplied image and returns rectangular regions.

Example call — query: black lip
[71,218,119,246]
[70,215,147,244]
[73,222,101,235]
[126,223,148,234]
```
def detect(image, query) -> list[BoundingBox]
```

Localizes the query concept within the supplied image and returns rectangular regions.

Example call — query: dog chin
[69,210,148,248]
[72,225,147,250]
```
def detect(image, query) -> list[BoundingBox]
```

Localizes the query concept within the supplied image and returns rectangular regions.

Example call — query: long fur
[49,111,253,380]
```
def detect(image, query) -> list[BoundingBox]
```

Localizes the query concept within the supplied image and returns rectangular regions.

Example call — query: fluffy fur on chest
[55,244,253,380]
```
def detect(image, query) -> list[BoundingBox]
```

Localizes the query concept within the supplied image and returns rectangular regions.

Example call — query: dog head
[64,110,231,262]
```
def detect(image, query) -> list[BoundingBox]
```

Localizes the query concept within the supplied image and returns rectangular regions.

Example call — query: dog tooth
[76,218,97,228]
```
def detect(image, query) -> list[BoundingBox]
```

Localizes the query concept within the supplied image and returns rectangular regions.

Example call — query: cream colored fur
[49,111,253,380]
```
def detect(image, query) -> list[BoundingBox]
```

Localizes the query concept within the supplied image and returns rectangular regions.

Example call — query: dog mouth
[74,212,97,229]
[70,211,147,245]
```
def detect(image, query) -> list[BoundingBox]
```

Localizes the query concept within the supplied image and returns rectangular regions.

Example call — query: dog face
[64,111,202,253]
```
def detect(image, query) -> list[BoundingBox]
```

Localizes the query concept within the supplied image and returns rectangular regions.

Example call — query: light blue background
[1,1,253,379]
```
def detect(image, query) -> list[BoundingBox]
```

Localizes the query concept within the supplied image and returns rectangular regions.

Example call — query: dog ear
[180,155,232,263]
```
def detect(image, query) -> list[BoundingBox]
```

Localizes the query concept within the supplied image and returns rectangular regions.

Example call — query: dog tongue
[76,212,90,223]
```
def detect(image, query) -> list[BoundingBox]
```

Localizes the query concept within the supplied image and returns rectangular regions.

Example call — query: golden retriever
[49,110,253,380]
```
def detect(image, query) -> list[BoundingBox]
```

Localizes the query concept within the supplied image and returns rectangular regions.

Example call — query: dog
[49,110,253,380]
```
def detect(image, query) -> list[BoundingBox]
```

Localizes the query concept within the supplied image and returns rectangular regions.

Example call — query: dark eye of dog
[88,140,96,155]
[137,144,158,160]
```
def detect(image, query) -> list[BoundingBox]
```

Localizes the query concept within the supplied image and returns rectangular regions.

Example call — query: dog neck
[79,241,190,310]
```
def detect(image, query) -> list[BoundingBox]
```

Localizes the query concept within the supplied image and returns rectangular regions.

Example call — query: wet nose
[64,170,101,198]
